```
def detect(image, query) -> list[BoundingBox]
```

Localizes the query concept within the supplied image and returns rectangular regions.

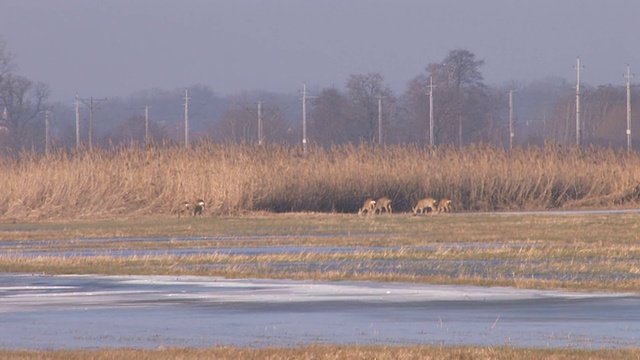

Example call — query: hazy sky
[1,0,638,102]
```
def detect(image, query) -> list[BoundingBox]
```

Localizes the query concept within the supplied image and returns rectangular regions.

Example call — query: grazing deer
[177,201,192,218]
[437,198,452,213]
[358,198,377,216]
[412,197,437,215]
[193,199,206,216]
[374,196,393,214]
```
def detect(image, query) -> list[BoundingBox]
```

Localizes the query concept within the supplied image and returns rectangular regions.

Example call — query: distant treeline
[2,46,639,156]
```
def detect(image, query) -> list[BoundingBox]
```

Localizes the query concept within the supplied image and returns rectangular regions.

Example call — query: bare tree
[426,49,490,146]
[401,74,431,145]
[107,114,168,146]
[208,104,255,144]
[309,87,354,147]
[0,74,50,153]
[512,77,572,146]
[0,38,16,82]
[346,73,395,145]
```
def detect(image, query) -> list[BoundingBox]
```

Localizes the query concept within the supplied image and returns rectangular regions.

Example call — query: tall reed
[1,142,639,220]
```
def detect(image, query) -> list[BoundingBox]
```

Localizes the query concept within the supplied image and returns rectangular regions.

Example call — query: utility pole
[184,88,189,148]
[301,83,309,155]
[428,76,435,147]
[574,57,584,147]
[44,110,50,156]
[300,83,318,154]
[75,93,80,148]
[257,101,263,145]
[625,64,634,152]
[79,96,107,150]
[377,96,383,145]
[509,90,514,150]
[144,105,150,144]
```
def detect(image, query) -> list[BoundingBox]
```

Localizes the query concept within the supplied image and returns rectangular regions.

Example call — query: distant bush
[1,142,639,220]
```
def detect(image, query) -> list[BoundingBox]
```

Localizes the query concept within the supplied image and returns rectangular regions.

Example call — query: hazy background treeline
[1,143,639,220]
[1,41,638,155]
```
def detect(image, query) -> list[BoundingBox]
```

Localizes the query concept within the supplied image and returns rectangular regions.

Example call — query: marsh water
[2,209,640,350]
[1,273,639,350]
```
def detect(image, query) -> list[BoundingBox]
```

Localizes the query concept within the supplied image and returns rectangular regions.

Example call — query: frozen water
[0,273,638,350]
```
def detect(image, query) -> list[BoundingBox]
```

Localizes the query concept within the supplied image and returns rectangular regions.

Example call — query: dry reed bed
[3,345,639,360]
[1,143,640,220]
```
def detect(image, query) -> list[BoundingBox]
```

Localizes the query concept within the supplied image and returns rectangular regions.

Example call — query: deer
[358,198,377,216]
[193,199,206,216]
[437,198,452,213]
[412,197,437,215]
[374,196,393,214]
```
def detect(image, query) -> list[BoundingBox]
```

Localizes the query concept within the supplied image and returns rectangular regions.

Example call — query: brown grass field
[2,345,640,360]
[2,143,640,358]
[1,142,640,220]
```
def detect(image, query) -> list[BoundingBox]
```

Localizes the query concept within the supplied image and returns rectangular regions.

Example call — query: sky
[1,0,638,102]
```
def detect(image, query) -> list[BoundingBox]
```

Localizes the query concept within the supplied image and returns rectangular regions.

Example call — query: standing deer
[193,199,206,216]
[374,196,393,214]
[437,198,452,213]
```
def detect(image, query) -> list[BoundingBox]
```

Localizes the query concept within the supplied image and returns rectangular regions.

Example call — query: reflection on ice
[1,274,639,350]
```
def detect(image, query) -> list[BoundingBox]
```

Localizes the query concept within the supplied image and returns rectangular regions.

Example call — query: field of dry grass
[1,142,640,221]
[2,345,639,360]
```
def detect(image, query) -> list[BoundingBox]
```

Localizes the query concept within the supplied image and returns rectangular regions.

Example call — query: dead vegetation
[1,142,640,221]
[1,345,639,359]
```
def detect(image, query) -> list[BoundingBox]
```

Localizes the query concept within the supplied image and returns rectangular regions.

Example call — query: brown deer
[358,198,377,216]
[374,196,393,214]
[177,201,192,218]
[437,198,452,213]
[412,197,437,215]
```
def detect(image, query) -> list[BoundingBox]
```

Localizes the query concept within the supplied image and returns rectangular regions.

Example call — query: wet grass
[2,212,640,292]
[2,345,639,359]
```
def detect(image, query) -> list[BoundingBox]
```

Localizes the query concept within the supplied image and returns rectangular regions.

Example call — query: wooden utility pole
[574,57,584,147]
[75,94,80,148]
[79,96,107,149]
[44,110,50,156]
[144,106,150,144]
[257,101,263,145]
[509,90,514,150]
[184,89,189,148]
[302,83,308,154]
[625,64,634,152]
[378,96,383,145]
[428,76,435,147]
